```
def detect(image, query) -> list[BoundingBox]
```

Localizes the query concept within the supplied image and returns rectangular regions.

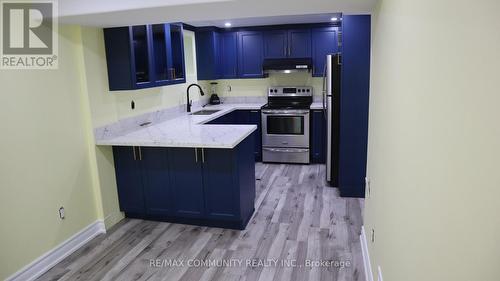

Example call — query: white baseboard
[377,266,384,281]
[104,211,124,229]
[360,226,374,281]
[6,220,106,281]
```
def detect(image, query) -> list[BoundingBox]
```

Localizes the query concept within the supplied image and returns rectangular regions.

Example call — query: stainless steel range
[261,86,313,164]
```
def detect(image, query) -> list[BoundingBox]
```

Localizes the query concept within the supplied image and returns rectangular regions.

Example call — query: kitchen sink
[190,109,220,115]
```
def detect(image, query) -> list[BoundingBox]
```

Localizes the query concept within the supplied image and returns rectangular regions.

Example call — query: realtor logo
[1,0,58,69]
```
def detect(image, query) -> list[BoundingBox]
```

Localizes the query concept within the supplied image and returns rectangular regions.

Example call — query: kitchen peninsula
[96,104,264,229]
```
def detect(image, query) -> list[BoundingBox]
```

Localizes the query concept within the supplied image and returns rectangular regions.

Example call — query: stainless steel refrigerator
[323,53,341,187]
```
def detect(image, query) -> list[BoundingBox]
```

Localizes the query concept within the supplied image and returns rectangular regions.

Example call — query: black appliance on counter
[209,82,221,105]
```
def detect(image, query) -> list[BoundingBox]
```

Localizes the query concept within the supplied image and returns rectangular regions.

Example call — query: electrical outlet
[59,207,65,220]
[371,228,375,243]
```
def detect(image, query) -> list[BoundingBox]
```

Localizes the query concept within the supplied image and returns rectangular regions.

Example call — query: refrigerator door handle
[322,61,327,118]
[325,55,333,183]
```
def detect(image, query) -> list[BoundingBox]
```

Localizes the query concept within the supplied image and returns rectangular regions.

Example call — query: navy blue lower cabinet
[113,146,146,215]
[202,148,237,220]
[248,110,262,161]
[202,137,255,226]
[168,148,205,218]
[207,110,262,161]
[310,110,326,163]
[112,137,256,229]
[141,147,172,216]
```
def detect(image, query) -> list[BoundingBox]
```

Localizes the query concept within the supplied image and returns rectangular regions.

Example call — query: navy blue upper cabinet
[195,30,221,80]
[311,27,339,77]
[168,23,187,83]
[237,31,265,78]
[220,32,238,79]
[263,30,287,58]
[287,29,311,58]
[263,29,311,58]
[104,23,186,91]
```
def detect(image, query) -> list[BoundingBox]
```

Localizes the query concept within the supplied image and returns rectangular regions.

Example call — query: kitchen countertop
[310,102,324,110]
[95,103,265,149]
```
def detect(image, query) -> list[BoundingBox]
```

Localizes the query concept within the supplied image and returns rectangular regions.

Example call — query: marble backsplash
[93,96,268,141]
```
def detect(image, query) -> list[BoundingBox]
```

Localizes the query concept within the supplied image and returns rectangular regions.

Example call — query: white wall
[364,0,500,280]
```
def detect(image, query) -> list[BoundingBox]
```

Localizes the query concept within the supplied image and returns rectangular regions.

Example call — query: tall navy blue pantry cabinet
[337,15,371,198]
[112,136,256,229]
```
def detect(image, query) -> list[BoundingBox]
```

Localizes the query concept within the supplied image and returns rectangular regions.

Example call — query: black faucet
[186,83,205,112]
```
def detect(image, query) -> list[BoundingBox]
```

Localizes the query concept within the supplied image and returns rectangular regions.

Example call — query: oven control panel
[268,86,313,97]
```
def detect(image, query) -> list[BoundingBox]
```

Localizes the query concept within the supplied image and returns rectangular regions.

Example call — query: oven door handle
[263,147,309,153]
[262,110,310,115]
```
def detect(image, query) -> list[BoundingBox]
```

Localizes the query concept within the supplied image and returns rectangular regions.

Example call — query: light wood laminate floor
[37,164,364,281]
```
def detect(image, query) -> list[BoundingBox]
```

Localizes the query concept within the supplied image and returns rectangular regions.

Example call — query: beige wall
[78,27,206,228]
[0,26,100,280]
[364,0,500,280]
[212,73,323,98]
[80,27,203,128]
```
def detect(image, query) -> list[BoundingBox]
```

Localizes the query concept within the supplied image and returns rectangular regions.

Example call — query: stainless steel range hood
[262,58,312,74]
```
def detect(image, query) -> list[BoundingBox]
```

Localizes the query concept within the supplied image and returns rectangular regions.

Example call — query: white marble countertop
[96,103,265,149]
[310,102,324,110]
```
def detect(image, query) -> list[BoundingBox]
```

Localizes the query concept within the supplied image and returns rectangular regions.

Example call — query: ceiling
[59,0,376,27]
[186,13,344,28]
